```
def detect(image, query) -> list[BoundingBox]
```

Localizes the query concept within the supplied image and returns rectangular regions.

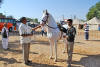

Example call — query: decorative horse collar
[45,14,58,29]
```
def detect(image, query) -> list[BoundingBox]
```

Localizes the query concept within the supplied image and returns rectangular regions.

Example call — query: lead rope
[45,14,58,29]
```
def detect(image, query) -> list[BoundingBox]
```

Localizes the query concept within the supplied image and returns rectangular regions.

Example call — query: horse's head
[41,10,49,26]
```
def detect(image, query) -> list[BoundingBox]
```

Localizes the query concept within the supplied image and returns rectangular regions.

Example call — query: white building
[87,17,100,30]
[73,19,84,29]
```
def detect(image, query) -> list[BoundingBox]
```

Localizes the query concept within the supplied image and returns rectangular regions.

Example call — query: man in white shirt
[1,23,9,50]
[19,17,33,65]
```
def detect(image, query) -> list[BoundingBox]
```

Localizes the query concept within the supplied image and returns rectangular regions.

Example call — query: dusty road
[0,31,100,67]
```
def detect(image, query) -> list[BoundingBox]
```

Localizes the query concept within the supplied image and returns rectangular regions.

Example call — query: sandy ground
[0,30,100,67]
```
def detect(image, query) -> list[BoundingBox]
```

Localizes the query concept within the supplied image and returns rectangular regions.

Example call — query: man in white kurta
[1,23,9,50]
[19,17,33,65]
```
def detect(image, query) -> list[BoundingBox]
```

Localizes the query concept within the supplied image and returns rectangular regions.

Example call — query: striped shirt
[84,24,89,32]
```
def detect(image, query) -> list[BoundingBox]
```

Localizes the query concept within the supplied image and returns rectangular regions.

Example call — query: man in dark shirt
[60,19,76,67]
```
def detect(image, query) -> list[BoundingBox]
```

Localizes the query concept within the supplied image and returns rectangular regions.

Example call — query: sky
[0,0,100,21]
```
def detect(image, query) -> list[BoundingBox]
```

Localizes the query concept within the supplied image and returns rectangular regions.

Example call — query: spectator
[84,23,89,40]
[1,23,9,50]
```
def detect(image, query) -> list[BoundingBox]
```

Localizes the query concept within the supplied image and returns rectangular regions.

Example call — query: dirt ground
[0,30,100,67]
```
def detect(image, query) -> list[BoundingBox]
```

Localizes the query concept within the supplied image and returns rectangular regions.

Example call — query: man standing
[66,19,76,67]
[84,23,89,40]
[19,17,33,65]
[60,19,76,67]
[1,23,9,50]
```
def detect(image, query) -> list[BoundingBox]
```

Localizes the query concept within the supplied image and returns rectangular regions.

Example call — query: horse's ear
[46,10,48,13]
[45,10,49,15]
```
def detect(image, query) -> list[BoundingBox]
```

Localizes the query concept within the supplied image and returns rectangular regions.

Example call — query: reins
[45,13,58,29]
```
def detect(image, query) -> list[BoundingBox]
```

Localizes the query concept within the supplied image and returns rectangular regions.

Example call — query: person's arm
[28,27,33,36]
[32,20,46,31]
[7,29,9,37]
[1,28,4,36]
[32,24,42,31]
[60,27,67,33]
[73,28,76,36]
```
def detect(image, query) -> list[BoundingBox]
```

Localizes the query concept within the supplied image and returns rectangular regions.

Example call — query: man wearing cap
[1,23,9,50]
[19,17,33,65]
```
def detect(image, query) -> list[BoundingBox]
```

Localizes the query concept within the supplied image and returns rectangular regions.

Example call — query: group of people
[1,14,89,67]
[19,17,77,67]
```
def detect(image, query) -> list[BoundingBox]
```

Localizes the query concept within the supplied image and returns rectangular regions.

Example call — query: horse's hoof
[63,51,66,54]
[67,64,71,67]
[49,56,53,59]
[54,59,57,62]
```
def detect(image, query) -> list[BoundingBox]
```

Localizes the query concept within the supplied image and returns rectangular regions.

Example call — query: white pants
[2,38,8,49]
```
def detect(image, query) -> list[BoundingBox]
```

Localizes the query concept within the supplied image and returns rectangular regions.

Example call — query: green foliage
[7,16,14,19]
[33,18,38,23]
[86,2,100,20]
[19,17,39,24]
[0,0,3,5]
[0,13,6,18]
[26,17,33,21]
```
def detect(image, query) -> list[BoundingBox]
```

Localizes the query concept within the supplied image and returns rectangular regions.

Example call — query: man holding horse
[19,17,33,65]
[60,19,76,67]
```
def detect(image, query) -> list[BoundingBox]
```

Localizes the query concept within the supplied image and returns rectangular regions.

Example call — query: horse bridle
[43,13,58,29]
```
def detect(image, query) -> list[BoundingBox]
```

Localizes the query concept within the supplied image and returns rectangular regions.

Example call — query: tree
[0,13,6,18]
[33,18,38,23]
[0,0,3,6]
[26,17,33,21]
[7,15,14,19]
[86,2,100,20]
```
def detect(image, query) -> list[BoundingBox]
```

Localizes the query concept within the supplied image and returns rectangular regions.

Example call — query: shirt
[1,27,9,38]
[19,23,32,44]
[66,26,76,42]
[60,26,76,42]
[84,24,89,32]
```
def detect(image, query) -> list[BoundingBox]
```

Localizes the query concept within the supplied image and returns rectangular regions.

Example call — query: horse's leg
[62,38,68,53]
[54,41,57,62]
[49,40,53,59]
[63,38,67,53]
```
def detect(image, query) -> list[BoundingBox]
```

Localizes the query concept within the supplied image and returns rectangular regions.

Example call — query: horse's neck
[48,15,57,28]
[44,14,59,33]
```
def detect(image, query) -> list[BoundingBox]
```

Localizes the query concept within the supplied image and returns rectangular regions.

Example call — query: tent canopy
[87,17,100,25]
[73,19,84,24]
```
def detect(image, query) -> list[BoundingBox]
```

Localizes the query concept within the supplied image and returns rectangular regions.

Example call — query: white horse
[39,10,67,62]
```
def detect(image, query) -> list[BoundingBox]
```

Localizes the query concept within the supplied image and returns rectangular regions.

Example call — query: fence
[76,29,100,41]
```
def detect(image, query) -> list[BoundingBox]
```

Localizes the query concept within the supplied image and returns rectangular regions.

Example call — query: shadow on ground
[25,62,61,67]
[0,57,21,64]
[72,54,100,67]
[88,40,100,42]
[31,40,49,45]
